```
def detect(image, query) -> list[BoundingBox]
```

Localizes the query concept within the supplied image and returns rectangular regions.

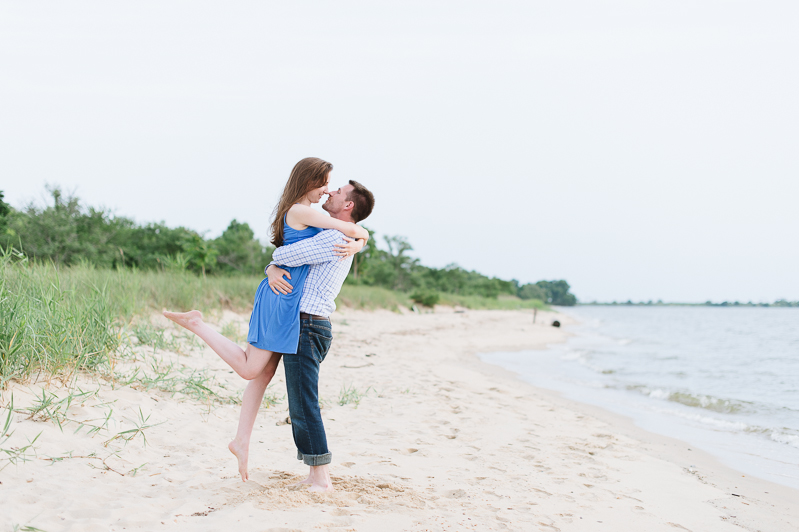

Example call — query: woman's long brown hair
[270,157,333,247]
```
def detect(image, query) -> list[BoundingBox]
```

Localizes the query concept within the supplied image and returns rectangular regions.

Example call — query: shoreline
[1,307,797,531]
[510,305,799,492]
[469,325,799,519]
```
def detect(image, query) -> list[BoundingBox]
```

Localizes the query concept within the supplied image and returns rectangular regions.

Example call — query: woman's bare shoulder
[288,204,312,214]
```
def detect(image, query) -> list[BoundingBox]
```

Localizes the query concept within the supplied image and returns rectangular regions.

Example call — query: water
[480,306,799,489]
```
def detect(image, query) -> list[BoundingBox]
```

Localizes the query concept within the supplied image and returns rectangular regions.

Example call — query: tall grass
[0,249,262,387]
[337,285,412,310]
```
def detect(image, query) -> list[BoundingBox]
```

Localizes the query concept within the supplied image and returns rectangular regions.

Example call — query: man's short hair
[347,180,375,223]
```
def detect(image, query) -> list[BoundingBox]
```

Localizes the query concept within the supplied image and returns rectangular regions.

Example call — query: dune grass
[0,250,262,387]
[336,284,412,311]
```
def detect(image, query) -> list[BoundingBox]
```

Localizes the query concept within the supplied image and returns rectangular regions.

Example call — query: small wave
[652,406,799,450]
[650,406,749,431]
[568,351,617,375]
[560,350,585,361]
[624,385,749,414]
[667,391,749,414]
[768,431,799,449]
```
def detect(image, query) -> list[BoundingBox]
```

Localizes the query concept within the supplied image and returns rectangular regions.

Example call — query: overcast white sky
[2,1,797,303]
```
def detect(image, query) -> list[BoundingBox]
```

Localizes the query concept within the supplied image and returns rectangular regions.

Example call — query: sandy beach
[2,307,798,531]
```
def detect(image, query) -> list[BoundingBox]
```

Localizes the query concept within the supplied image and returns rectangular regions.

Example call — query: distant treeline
[0,187,577,306]
[584,300,799,307]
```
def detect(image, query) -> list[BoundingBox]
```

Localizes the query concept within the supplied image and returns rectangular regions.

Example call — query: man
[228,179,375,491]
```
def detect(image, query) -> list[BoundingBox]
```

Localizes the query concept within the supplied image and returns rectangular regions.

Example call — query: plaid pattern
[269,229,354,317]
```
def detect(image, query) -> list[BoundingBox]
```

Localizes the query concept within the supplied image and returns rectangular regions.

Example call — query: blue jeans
[284,317,333,466]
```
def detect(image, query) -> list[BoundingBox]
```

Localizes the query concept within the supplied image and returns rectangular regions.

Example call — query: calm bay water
[480,306,799,489]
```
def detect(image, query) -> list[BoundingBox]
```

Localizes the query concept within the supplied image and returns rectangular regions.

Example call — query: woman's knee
[241,368,262,381]
[254,366,276,382]
[243,362,277,382]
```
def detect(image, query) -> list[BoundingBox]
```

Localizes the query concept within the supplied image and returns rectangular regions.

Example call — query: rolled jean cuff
[297,450,332,466]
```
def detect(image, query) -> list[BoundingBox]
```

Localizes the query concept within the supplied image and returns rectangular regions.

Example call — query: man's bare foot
[306,465,333,492]
[228,439,249,482]
[292,467,313,486]
[308,480,334,492]
[163,309,204,331]
[293,474,313,486]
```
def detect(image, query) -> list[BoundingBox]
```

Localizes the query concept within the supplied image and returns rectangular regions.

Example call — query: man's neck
[330,212,354,224]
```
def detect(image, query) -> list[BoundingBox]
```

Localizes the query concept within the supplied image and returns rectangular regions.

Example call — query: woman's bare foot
[163,309,204,331]
[228,439,249,482]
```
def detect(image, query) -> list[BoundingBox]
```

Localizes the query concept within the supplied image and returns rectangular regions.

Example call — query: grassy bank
[337,285,547,311]
[0,252,262,387]
[1,255,546,386]
[337,285,413,310]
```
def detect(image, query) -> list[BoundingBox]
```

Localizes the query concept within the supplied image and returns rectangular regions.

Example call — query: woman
[163,157,367,412]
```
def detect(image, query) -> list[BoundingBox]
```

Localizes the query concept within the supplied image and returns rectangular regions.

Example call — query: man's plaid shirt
[268,229,354,318]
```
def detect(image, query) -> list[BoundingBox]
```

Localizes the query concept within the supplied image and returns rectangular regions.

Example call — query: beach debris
[190,507,218,517]
[276,416,292,426]
[552,320,561,328]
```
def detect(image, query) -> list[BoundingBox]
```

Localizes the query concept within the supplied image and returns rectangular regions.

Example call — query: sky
[2,1,798,303]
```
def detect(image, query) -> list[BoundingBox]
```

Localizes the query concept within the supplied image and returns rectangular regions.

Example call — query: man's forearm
[271,231,339,267]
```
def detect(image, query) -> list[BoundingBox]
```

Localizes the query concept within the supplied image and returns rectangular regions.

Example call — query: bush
[410,289,440,307]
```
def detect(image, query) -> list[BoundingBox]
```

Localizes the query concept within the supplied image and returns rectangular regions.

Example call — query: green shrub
[410,289,440,307]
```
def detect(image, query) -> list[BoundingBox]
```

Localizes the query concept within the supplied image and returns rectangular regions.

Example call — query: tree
[10,186,87,264]
[0,191,11,241]
[535,280,577,306]
[349,226,376,281]
[117,222,194,270]
[382,235,418,291]
[518,283,547,301]
[183,233,218,278]
[355,235,419,291]
[214,219,274,276]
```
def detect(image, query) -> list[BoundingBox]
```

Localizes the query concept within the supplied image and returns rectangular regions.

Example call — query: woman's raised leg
[228,354,282,482]
[163,310,273,380]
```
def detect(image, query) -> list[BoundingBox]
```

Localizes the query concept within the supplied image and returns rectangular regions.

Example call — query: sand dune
[1,307,797,531]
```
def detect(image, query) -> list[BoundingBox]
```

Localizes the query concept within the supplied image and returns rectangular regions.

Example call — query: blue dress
[247,221,322,354]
